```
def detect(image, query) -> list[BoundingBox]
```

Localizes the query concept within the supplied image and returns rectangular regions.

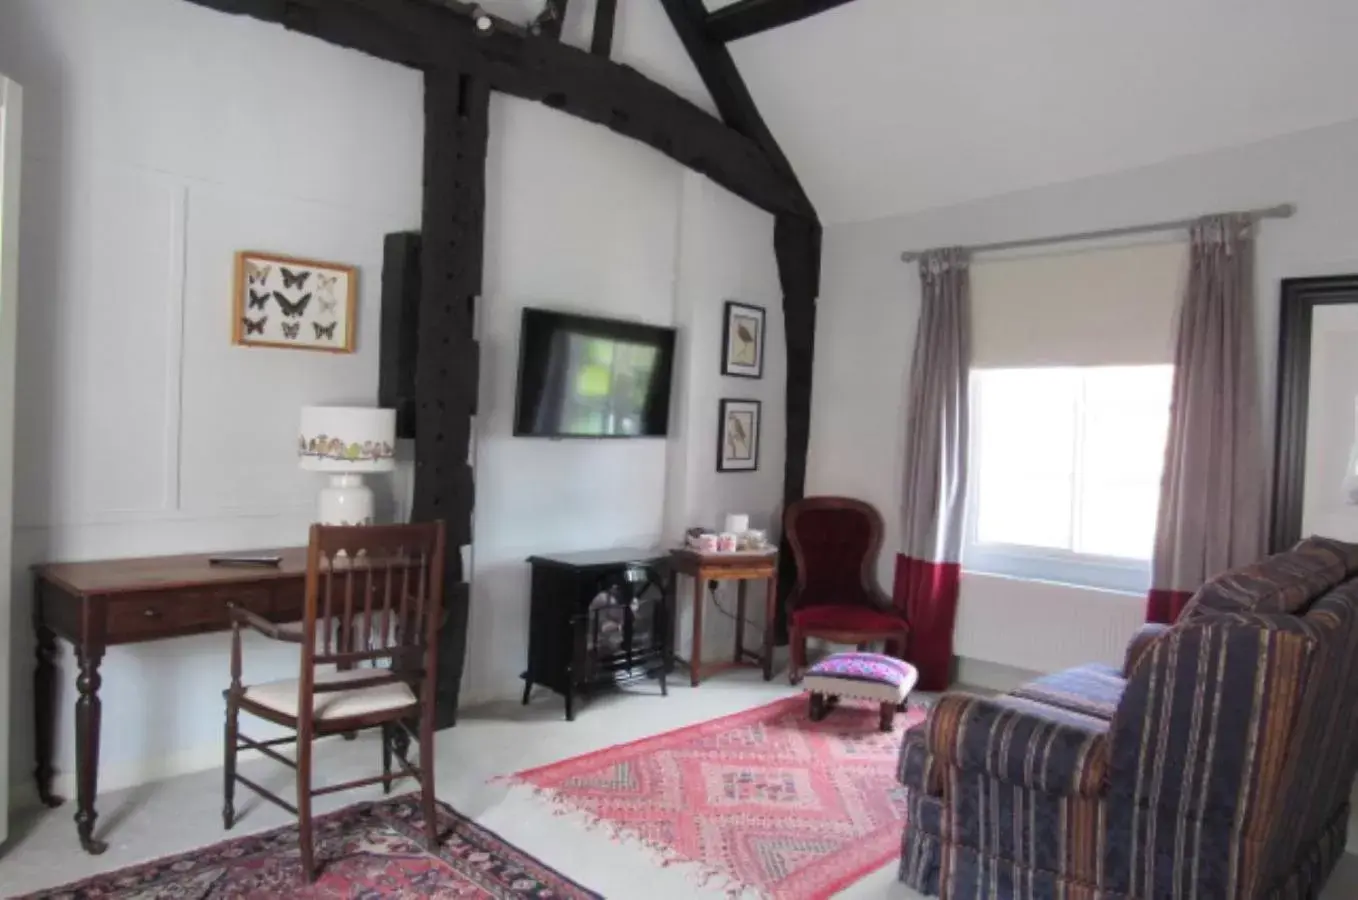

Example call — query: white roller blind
[971,240,1187,368]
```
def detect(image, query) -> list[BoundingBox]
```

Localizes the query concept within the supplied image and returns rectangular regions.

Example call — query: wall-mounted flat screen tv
[513,308,676,438]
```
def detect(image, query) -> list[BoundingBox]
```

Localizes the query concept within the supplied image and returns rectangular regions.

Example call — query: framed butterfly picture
[232,251,357,353]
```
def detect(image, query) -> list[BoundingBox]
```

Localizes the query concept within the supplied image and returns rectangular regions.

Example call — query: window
[963,365,1173,593]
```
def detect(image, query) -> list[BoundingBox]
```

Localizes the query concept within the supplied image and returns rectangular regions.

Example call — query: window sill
[960,567,1146,600]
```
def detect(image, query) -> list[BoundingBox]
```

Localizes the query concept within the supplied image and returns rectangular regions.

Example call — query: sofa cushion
[1185,536,1358,618]
[927,692,1109,797]
[1009,664,1126,721]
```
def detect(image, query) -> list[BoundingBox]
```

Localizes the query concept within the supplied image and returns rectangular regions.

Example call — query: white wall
[665,173,785,659]
[464,97,683,705]
[1,0,787,800]
[808,117,1358,674]
[0,75,25,846]
[465,126,788,705]
[0,0,424,800]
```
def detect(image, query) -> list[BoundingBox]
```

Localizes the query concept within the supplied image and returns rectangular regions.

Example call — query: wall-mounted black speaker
[379,232,422,439]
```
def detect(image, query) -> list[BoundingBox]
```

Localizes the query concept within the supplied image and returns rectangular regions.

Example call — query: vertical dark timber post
[774,214,821,644]
[414,70,489,728]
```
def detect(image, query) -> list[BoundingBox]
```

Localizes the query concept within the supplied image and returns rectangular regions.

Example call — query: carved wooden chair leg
[381,723,394,795]
[808,691,827,721]
[222,694,238,830]
[297,733,316,882]
[790,627,807,685]
[392,719,413,769]
[419,712,439,850]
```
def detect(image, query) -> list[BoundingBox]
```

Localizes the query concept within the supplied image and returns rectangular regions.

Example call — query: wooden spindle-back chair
[223,521,446,882]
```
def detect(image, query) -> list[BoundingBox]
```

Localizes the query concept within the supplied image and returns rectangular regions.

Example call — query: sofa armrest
[898,723,941,795]
[1124,623,1170,676]
[926,693,1109,797]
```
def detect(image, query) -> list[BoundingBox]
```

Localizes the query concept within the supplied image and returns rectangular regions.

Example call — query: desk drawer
[106,587,273,643]
[270,581,305,624]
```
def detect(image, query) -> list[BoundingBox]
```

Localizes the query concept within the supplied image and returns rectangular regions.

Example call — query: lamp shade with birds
[298,406,396,525]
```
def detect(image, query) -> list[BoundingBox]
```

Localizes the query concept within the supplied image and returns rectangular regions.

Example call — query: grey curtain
[1148,214,1266,623]
[897,248,970,690]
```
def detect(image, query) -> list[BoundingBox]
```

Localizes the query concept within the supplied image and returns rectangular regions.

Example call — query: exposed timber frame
[184,0,824,711]
[658,0,819,640]
[705,0,863,43]
[187,0,812,219]
[530,0,569,39]
[591,0,618,58]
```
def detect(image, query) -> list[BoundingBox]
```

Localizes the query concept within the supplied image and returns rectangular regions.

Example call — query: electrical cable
[708,580,758,629]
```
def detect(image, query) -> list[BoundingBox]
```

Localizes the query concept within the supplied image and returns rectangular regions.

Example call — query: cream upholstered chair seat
[243,668,417,721]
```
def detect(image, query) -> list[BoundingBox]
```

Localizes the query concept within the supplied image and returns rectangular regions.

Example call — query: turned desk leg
[33,624,62,809]
[665,567,678,677]
[690,573,704,687]
[75,648,108,855]
[734,580,747,664]
[762,573,777,682]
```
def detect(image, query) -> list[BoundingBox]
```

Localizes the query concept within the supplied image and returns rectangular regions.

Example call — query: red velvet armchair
[784,496,909,683]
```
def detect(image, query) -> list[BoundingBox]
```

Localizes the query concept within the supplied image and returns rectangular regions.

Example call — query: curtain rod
[898,203,1296,263]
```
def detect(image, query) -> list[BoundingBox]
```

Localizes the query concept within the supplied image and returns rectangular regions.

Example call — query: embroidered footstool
[803,652,918,732]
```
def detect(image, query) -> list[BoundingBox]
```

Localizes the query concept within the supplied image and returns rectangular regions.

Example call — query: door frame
[0,74,24,846]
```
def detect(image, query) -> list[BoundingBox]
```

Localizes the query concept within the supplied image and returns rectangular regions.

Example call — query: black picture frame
[717,398,761,472]
[721,301,766,379]
[1271,274,1358,552]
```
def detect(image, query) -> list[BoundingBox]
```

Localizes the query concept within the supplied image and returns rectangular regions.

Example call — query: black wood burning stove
[522,548,672,720]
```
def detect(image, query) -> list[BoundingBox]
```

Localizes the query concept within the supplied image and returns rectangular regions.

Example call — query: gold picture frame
[232,250,358,354]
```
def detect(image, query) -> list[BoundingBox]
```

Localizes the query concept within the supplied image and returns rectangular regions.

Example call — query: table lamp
[298,406,396,526]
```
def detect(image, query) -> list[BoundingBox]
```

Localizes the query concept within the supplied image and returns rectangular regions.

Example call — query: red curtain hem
[893,553,960,692]
[1145,587,1192,625]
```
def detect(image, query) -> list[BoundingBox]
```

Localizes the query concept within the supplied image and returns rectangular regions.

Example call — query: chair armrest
[228,604,302,644]
[926,693,1109,797]
[1123,623,1170,676]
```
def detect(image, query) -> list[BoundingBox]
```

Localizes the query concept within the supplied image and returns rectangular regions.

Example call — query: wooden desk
[33,548,309,854]
[668,549,777,686]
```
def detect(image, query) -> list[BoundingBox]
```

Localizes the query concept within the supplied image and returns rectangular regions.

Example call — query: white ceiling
[484,1,1358,226]
[710,0,1358,224]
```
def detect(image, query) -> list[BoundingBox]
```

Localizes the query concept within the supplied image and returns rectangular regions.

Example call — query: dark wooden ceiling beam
[658,0,821,630]
[591,0,618,58]
[705,0,861,43]
[530,0,568,40]
[184,0,812,219]
[659,0,812,218]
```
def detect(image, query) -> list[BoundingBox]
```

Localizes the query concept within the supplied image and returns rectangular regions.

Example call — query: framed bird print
[232,251,357,353]
[721,301,765,378]
[717,398,761,472]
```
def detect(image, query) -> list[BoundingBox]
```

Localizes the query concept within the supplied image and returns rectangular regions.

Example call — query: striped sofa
[897,536,1358,899]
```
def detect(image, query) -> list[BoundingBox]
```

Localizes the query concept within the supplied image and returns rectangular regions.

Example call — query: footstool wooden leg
[809,692,827,721]
[879,702,895,732]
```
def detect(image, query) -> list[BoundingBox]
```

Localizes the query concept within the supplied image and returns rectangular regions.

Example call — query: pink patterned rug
[511,694,925,899]
[15,794,598,899]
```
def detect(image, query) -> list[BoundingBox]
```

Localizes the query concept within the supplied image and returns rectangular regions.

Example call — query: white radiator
[953,572,1145,674]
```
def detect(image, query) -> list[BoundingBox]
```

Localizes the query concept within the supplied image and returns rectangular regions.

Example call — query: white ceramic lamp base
[317,473,374,526]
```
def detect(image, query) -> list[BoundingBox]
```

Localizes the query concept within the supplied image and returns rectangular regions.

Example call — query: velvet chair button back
[784,497,909,682]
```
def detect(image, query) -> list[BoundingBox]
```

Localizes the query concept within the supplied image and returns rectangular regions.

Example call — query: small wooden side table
[668,548,777,686]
